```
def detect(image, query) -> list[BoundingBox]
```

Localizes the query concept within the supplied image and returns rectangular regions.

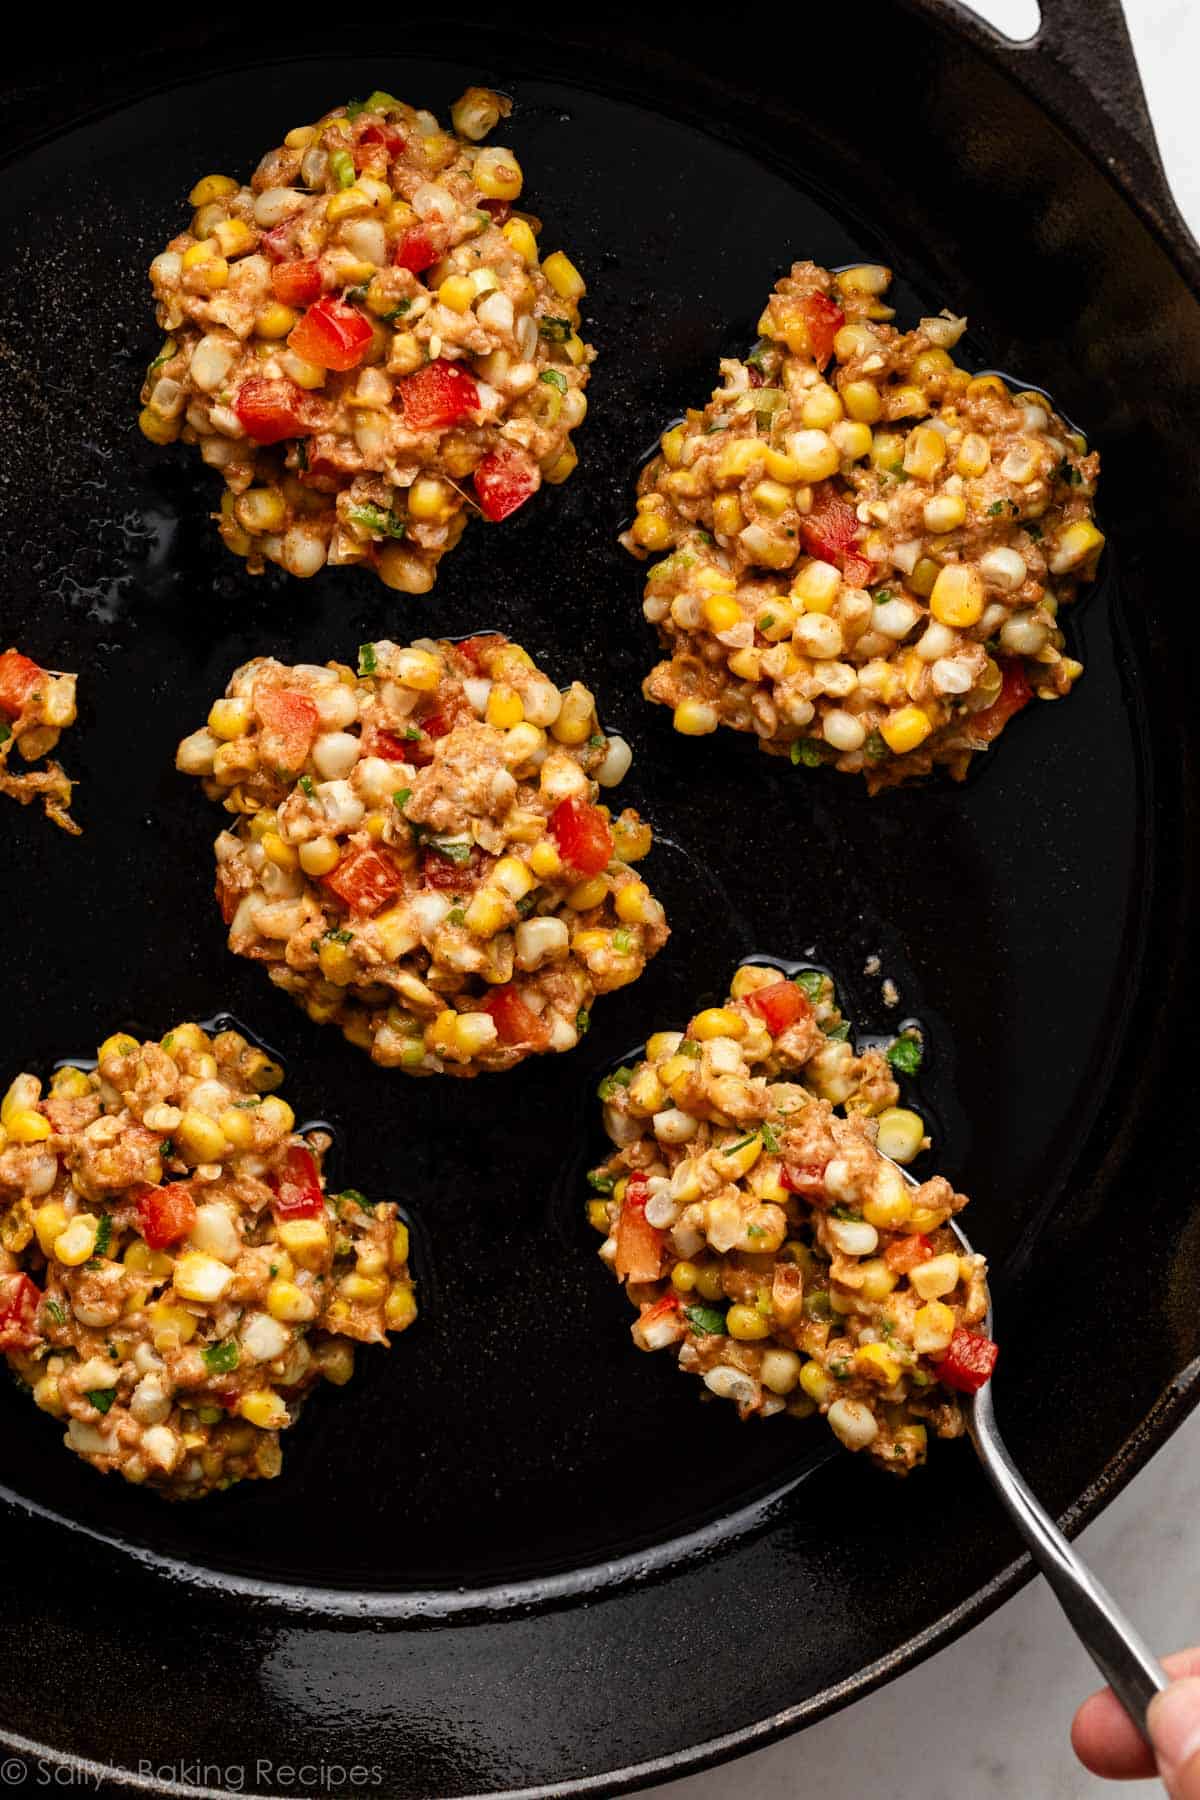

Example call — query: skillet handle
[968,1381,1169,1738]
[946,0,1198,256]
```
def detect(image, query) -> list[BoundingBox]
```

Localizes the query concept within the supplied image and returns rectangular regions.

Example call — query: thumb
[1149,1679,1200,1797]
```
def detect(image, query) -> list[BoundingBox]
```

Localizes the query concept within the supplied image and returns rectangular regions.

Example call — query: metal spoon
[931,1191,1168,1735]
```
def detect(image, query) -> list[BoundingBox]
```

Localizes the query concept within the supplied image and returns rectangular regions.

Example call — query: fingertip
[1071,1687,1157,1780]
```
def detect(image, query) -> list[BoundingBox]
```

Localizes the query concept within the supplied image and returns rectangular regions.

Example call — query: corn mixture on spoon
[910,1165,1168,1739]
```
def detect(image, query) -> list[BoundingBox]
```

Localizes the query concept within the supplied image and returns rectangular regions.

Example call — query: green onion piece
[794,970,825,1000]
[93,1215,113,1259]
[679,1039,702,1059]
[146,336,177,379]
[791,740,822,768]
[825,1020,851,1042]
[538,316,572,342]
[587,1168,615,1194]
[324,927,353,944]
[446,907,465,926]
[86,1388,116,1414]
[684,1302,727,1336]
[329,148,356,188]
[428,837,472,864]
[886,1033,924,1076]
[597,1065,635,1101]
[348,503,405,540]
[392,788,411,811]
[864,730,889,762]
[344,98,367,119]
[382,300,412,320]
[612,928,634,954]
[539,368,568,393]
[299,775,316,798]
[987,500,1005,516]
[358,642,378,676]
[575,1009,591,1035]
[44,1299,66,1327]
[760,1122,781,1154]
[202,1339,239,1375]
[363,89,402,112]
[725,1134,758,1156]
[0,722,11,745]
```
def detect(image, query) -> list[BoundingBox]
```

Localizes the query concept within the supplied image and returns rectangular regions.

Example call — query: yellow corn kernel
[473,145,524,200]
[542,250,586,301]
[956,433,991,477]
[876,1107,927,1163]
[880,706,933,756]
[174,1252,234,1303]
[93,1035,135,1072]
[148,1301,199,1349]
[571,928,610,957]
[318,939,356,986]
[800,384,843,430]
[390,1221,410,1265]
[714,1135,762,1181]
[913,1300,956,1355]
[966,374,1009,403]
[689,1263,722,1303]
[213,216,256,259]
[670,1261,698,1293]
[750,479,793,519]
[257,1096,295,1140]
[299,836,341,878]
[529,838,563,880]
[692,1007,746,1041]
[486,683,525,728]
[615,881,652,924]
[903,425,947,481]
[217,1106,256,1151]
[855,1341,901,1384]
[385,1281,417,1331]
[799,1360,835,1406]
[630,510,673,551]
[659,424,686,468]
[235,488,287,535]
[137,406,179,444]
[239,1388,289,1430]
[727,646,762,682]
[284,354,326,390]
[255,301,298,339]
[551,685,595,745]
[261,830,298,872]
[175,1110,228,1165]
[502,217,538,264]
[189,174,239,206]
[889,384,929,418]
[924,494,967,534]
[51,1065,92,1098]
[831,419,873,461]
[756,601,797,643]
[657,1054,693,1090]
[910,1252,962,1301]
[267,1277,315,1322]
[567,876,608,911]
[627,1067,667,1116]
[908,556,939,598]
[325,186,371,221]
[792,558,841,613]
[857,1258,900,1303]
[33,1201,69,1258]
[394,648,442,691]
[492,856,533,902]
[464,888,509,939]
[673,700,719,737]
[208,697,251,740]
[711,493,745,537]
[700,593,742,634]
[861,1182,911,1231]
[1048,519,1105,574]
[716,437,763,483]
[124,1239,174,1277]
[784,430,839,483]
[842,380,883,423]
[341,1271,388,1304]
[53,1214,98,1266]
[907,1204,950,1235]
[277,1218,330,1270]
[930,563,984,628]
[756,448,797,484]
[6,1108,49,1144]
[437,274,477,313]
[727,1303,771,1341]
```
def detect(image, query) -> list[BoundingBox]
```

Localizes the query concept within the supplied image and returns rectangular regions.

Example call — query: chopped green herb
[829,1204,861,1221]
[575,1009,591,1035]
[874,588,893,603]
[587,1168,615,1195]
[324,927,354,944]
[886,1033,924,1076]
[337,1189,373,1214]
[344,97,368,119]
[1056,457,1082,487]
[864,730,889,762]
[392,787,411,811]
[791,739,822,768]
[684,1302,727,1336]
[446,907,465,926]
[679,1039,702,1059]
[888,461,909,480]
[760,613,776,630]
[760,1122,781,1154]
[825,1020,851,1042]
[93,1215,113,1259]
[1025,521,1043,540]
[587,732,605,748]
[299,774,316,799]
[746,1225,766,1239]
[358,643,378,676]
[538,316,573,342]
[348,502,405,540]
[404,725,421,740]
[597,1066,635,1101]
[203,1339,239,1375]
[146,337,177,380]
[382,300,412,321]
[794,970,825,1000]
[0,722,11,745]
[295,439,309,471]
[612,928,634,954]
[87,1388,116,1414]
[363,90,402,112]
[539,368,568,394]
[515,893,537,918]
[428,838,473,864]
[44,1299,66,1327]
[160,1137,174,1160]
[804,1290,833,1321]
[344,282,370,304]
[879,1317,897,1340]
[725,1134,758,1156]
[987,500,1005,516]
[829,1356,851,1380]
[329,148,356,188]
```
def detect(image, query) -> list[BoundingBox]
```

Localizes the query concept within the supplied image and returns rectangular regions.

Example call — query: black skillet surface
[0,4,1198,1794]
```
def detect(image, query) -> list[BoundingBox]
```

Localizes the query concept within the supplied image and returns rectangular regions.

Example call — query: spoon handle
[968,1382,1168,1734]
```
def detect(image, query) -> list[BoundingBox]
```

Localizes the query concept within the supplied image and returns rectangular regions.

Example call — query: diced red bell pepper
[0,1273,43,1351]
[255,686,319,770]
[423,847,486,889]
[260,219,304,262]
[474,448,540,522]
[0,650,44,718]
[454,633,507,672]
[393,225,444,272]
[360,121,406,156]
[800,291,845,367]
[234,377,314,445]
[270,1146,325,1220]
[363,725,417,762]
[288,296,374,372]
[419,709,455,738]
[397,358,480,431]
[781,1160,830,1198]
[614,1173,664,1283]
[884,1233,933,1274]
[969,659,1034,745]
[744,979,811,1037]
[136,1183,197,1250]
[323,845,405,916]
[481,984,551,1050]
[842,553,874,588]
[799,486,863,572]
[215,870,239,926]
[270,259,324,307]
[935,1327,999,1394]
[549,798,613,877]
[747,366,765,389]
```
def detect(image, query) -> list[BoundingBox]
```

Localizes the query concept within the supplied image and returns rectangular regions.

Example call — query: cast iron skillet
[1,4,1198,1793]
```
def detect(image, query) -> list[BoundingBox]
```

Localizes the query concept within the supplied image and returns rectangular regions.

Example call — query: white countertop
[652,5,1200,1795]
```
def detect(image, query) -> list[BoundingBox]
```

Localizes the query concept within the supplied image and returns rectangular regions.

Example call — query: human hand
[1073,1652,1200,1795]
